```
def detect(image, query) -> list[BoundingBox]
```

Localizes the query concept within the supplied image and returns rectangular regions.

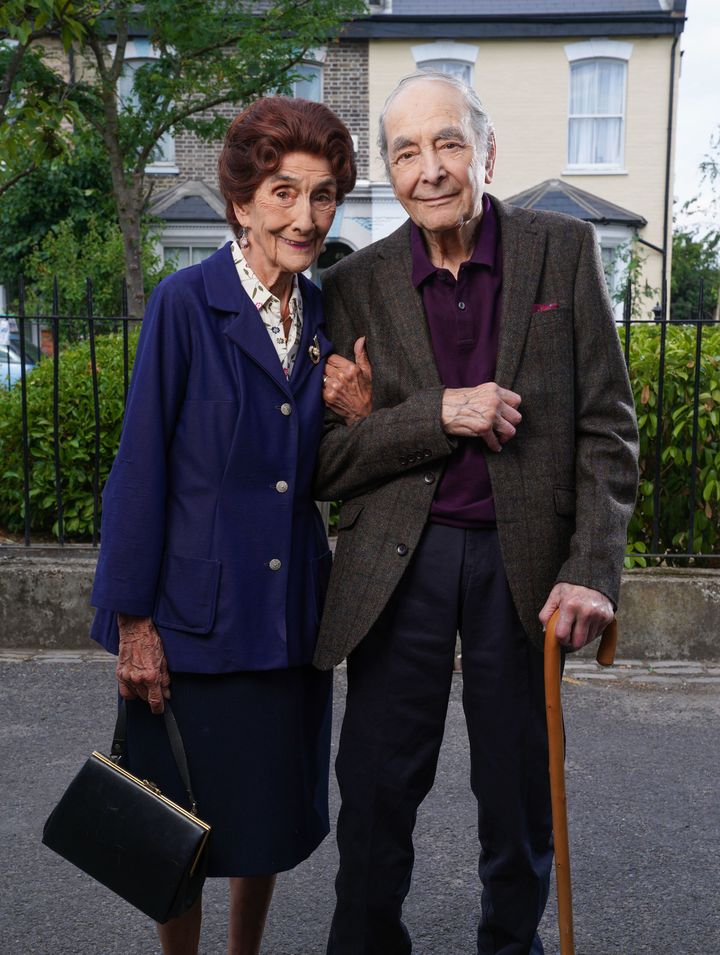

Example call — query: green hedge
[0,327,140,538]
[1,322,719,561]
[624,322,720,565]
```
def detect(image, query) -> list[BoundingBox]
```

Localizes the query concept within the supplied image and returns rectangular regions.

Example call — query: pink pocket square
[532,302,560,313]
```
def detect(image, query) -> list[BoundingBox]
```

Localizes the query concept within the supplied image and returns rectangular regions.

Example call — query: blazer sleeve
[91,275,193,616]
[554,223,639,605]
[313,266,455,503]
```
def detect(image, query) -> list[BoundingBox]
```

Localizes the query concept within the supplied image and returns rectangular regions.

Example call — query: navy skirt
[122,665,332,877]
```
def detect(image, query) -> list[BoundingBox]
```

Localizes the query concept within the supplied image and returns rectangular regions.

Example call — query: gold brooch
[308,335,320,365]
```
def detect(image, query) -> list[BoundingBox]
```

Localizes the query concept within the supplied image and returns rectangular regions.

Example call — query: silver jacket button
[275,481,289,493]
[269,558,282,571]
[280,403,292,416]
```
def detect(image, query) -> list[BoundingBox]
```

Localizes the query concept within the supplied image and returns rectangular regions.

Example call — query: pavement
[2,652,719,954]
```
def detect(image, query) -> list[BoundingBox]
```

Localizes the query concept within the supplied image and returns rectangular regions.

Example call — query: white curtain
[569,59,625,166]
[420,59,472,85]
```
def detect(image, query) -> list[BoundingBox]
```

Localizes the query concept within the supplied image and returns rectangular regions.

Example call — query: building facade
[146,1,686,314]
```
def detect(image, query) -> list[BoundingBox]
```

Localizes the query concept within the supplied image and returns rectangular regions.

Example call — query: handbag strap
[110,701,200,816]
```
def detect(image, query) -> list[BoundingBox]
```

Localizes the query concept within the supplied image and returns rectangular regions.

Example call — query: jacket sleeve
[554,223,639,605]
[91,275,193,616]
[313,266,455,503]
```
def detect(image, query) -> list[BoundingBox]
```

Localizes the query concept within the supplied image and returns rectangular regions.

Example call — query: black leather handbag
[42,702,211,924]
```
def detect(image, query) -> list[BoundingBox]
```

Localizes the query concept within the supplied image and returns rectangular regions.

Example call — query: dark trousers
[327,524,554,955]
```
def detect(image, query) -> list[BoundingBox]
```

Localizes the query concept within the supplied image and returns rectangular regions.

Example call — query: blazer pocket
[154,554,222,635]
[553,485,576,518]
[337,502,364,531]
[529,305,569,325]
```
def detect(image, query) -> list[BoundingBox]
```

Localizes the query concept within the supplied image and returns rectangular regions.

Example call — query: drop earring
[239,226,249,249]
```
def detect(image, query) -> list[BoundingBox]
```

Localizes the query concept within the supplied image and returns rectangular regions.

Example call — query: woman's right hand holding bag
[116,614,171,715]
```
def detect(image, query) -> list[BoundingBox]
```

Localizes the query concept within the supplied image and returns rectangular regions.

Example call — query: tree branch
[0,161,37,198]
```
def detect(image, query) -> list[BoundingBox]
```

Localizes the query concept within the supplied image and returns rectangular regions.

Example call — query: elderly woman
[90,97,368,955]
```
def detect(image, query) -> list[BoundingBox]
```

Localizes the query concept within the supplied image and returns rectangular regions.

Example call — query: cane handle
[596,617,618,667]
[544,609,618,666]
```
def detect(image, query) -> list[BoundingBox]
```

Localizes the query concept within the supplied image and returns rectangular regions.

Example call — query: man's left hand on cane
[539,582,614,651]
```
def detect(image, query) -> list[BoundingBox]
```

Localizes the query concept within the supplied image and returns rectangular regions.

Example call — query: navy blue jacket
[90,243,333,673]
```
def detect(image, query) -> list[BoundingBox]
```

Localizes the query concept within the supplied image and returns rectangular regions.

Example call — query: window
[565,41,632,172]
[291,49,326,103]
[594,225,634,318]
[163,245,217,269]
[116,39,176,172]
[411,42,478,86]
[568,59,626,168]
[419,59,472,84]
[292,63,323,102]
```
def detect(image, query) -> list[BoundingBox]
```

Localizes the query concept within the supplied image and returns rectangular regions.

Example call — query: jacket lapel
[492,199,546,389]
[201,243,291,395]
[373,222,442,388]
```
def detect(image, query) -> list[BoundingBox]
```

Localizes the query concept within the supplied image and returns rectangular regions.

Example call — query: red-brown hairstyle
[218,96,357,237]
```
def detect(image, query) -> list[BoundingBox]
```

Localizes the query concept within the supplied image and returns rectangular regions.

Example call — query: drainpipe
[661,30,680,319]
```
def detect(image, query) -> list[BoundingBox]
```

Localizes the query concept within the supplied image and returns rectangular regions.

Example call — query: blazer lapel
[492,199,546,389]
[373,223,442,389]
[201,243,291,395]
[223,305,292,394]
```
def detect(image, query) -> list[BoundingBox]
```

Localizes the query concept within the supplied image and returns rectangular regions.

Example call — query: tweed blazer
[312,196,639,670]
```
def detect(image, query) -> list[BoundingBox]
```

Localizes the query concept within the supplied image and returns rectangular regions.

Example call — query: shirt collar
[230,240,302,317]
[410,192,497,288]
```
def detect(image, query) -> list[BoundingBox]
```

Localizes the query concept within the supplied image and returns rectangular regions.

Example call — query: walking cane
[544,610,618,955]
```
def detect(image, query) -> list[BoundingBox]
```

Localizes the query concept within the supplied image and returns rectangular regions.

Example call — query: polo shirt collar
[410,192,497,288]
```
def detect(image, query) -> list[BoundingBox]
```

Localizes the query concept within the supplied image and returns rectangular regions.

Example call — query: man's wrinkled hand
[440,383,522,451]
[323,336,373,425]
[539,583,614,651]
[116,614,171,715]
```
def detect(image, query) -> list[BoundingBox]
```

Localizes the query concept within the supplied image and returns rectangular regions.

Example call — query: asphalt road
[1,654,718,955]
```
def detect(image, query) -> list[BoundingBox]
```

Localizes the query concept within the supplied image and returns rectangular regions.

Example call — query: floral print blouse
[231,240,304,379]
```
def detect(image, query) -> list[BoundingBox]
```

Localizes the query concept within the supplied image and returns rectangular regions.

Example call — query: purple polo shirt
[411,192,502,527]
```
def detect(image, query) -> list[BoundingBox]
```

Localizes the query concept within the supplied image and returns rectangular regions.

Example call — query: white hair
[378,71,494,176]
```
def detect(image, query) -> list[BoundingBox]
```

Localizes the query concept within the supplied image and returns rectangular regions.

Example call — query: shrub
[0,326,140,538]
[624,322,720,566]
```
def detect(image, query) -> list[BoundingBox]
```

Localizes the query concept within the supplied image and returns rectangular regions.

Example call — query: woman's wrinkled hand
[116,614,171,715]
[323,336,373,425]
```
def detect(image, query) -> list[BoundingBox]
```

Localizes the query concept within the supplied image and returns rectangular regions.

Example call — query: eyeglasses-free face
[233,152,338,289]
[385,80,495,238]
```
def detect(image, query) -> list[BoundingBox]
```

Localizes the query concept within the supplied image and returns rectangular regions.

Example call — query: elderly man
[316,72,638,955]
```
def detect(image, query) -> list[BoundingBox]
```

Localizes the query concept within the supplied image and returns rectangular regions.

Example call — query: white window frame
[564,41,632,176]
[411,41,479,86]
[158,224,232,270]
[113,39,179,175]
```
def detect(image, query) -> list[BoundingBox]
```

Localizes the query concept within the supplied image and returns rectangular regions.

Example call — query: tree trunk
[114,173,146,317]
[96,49,147,317]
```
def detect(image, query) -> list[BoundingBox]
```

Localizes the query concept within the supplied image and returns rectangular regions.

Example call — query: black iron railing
[1,276,718,563]
[617,278,719,564]
[1,277,135,547]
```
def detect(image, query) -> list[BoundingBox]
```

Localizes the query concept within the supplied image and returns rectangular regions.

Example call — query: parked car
[9,331,42,365]
[0,342,35,388]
